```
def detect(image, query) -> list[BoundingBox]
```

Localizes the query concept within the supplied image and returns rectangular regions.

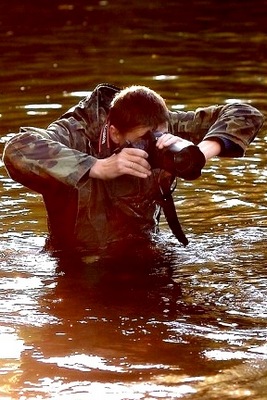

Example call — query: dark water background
[0,1,267,399]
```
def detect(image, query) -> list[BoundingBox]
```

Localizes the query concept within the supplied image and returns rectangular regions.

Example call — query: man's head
[107,85,169,145]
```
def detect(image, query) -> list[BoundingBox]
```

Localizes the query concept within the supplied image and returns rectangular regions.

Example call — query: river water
[0,1,267,399]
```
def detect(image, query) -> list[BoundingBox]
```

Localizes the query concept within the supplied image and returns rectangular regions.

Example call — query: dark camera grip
[169,145,206,180]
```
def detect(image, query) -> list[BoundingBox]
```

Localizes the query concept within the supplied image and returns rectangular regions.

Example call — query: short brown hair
[107,85,169,134]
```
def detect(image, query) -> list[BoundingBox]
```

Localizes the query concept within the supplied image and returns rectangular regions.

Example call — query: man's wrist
[198,140,222,160]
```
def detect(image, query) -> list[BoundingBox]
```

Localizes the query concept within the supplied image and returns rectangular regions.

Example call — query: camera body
[128,131,206,180]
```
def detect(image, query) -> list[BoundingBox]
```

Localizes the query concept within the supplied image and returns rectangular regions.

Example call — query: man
[3,83,264,258]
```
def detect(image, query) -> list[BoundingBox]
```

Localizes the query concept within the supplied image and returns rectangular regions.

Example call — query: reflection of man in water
[3,84,264,259]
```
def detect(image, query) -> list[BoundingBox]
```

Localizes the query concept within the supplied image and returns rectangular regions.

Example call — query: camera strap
[98,123,112,158]
[158,176,189,246]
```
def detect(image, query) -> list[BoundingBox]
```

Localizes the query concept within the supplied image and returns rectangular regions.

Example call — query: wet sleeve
[169,103,264,157]
[3,122,97,194]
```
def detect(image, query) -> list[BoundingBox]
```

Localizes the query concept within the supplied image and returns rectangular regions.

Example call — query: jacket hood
[59,83,121,147]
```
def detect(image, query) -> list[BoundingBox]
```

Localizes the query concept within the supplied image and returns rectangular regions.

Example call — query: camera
[128,131,206,180]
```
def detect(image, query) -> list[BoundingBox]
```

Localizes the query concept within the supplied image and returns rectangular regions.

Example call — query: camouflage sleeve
[3,120,97,194]
[169,103,264,156]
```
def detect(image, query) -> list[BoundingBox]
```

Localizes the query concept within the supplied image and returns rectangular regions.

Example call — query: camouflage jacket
[3,83,264,254]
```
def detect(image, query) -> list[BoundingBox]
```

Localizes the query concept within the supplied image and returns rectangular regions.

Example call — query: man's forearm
[198,140,222,161]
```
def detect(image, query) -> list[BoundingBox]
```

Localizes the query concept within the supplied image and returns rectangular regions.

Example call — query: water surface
[0,1,267,399]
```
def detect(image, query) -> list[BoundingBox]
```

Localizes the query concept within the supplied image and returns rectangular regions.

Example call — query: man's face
[119,122,168,145]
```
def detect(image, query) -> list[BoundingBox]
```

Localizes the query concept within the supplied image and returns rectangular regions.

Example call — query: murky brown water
[1,1,267,399]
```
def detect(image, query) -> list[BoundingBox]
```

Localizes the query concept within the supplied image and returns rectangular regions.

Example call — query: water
[0,1,267,399]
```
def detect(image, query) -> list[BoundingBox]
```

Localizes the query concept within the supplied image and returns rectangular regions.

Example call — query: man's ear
[109,125,122,144]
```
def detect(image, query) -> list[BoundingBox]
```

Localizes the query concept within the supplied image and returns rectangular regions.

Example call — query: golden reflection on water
[0,0,267,398]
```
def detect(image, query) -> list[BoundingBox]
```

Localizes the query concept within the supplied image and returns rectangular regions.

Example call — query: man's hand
[156,133,194,151]
[89,148,152,180]
[156,134,222,180]
[156,134,222,160]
